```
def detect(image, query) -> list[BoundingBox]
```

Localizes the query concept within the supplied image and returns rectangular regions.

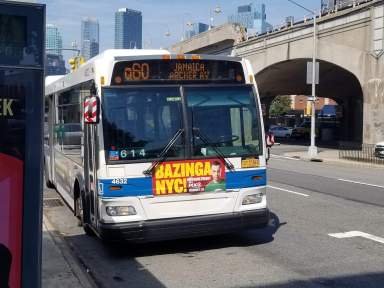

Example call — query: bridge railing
[339,141,384,165]
[244,0,374,41]
[322,0,373,14]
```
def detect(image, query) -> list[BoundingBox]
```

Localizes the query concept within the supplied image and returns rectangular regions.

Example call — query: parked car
[291,121,319,139]
[374,141,384,158]
[269,126,293,138]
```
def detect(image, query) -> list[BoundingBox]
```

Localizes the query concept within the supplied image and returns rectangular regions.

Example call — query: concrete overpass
[170,0,384,145]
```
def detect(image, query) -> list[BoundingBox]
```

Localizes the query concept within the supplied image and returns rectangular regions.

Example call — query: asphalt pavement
[43,146,384,288]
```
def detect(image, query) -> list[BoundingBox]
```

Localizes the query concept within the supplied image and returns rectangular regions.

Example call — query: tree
[269,96,292,117]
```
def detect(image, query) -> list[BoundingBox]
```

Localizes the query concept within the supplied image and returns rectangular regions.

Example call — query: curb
[43,215,97,288]
[284,154,384,169]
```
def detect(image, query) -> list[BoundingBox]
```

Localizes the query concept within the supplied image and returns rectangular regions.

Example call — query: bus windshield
[102,87,184,162]
[186,85,262,158]
[102,85,262,163]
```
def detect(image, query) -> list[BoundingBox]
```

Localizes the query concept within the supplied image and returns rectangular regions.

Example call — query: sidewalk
[42,215,95,288]
[283,149,384,169]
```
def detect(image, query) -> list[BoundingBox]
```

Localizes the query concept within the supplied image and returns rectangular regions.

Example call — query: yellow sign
[241,158,260,168]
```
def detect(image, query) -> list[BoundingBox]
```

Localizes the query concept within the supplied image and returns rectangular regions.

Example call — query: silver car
[374,141,384,158]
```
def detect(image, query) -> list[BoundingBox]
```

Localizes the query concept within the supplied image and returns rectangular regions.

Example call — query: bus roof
[45,75,64,86]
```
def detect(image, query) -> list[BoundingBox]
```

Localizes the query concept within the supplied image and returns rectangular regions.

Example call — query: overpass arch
[255,58,363,143]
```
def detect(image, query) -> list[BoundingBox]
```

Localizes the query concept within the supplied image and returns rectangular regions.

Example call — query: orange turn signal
[191,54,201,60]
[109,185,122,191]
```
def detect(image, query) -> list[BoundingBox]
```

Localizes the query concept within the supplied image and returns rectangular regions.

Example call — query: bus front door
[84,124,98,226]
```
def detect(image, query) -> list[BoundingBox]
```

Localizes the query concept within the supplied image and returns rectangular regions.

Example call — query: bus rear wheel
[75,194,95,236]
[44,162,55,188]
[45,179,55,189]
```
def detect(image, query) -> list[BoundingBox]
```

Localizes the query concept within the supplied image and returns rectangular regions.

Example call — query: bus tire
[75,193,95,237]
[45,179,55,189]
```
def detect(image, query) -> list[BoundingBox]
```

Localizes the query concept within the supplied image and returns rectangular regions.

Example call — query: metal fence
[339,142,384,165]
[322,0,374,13]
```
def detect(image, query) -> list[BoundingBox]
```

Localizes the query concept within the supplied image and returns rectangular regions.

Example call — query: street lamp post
[185,21,194,40]
[180,13,191,41]
[209,5,222,30]
[287,0,318,158]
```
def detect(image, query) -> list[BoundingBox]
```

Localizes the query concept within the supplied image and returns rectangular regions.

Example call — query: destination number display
[108,148,146,161]
[112,59,245,85]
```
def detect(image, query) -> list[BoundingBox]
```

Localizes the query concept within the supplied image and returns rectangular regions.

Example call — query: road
[43,151,384,288]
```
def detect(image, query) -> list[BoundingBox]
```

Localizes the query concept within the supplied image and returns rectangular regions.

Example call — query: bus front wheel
[75,193,95,236]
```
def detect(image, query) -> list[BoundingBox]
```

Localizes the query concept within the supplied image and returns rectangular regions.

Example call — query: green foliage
[269,96,292,117]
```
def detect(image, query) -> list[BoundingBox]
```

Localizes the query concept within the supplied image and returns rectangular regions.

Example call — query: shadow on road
[240,272,384,288]
[63,212,284,288]
[103,212,284,258]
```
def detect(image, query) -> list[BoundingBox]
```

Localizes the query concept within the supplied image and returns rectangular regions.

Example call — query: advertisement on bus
[153,159,226,195]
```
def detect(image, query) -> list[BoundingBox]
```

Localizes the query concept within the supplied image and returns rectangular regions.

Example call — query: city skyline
[228,3,273,35]
[40,0,320,60]
[185,22,209,40]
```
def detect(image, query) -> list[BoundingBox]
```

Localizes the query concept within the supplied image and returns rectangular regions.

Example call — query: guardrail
[339,142,384,165]
[322,0,373,14]
[242,0,374,40]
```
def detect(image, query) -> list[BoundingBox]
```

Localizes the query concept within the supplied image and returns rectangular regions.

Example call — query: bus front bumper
[98,209,269,242]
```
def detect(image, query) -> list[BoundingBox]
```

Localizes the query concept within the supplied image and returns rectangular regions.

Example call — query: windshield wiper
[192,127,235,171]
[143,128,184,176]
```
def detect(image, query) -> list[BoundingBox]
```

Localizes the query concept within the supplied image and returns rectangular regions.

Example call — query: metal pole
[286,0,318,157]
[308,14,318,157]
[209,9,213,30]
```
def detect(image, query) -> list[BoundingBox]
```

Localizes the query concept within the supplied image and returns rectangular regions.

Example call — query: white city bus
[44,49,269,242]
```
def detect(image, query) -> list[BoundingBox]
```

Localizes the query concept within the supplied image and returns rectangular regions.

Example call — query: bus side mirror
[83,96,100,124]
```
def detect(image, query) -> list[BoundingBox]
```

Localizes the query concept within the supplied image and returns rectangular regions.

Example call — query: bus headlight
[106,206,137,216]
[242,193,264,205]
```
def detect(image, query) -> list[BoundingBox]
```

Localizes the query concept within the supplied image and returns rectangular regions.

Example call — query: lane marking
[329,231,384,245]
[267,185,310,197]
[337,178,384,189]
[270,154,301,161]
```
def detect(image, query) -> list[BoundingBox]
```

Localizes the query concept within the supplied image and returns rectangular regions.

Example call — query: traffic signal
[78,56,85,66]
[68,58,77,71]
[68,56,86,71]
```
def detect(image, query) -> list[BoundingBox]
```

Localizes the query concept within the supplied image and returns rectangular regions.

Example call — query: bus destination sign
[112,59,245,85]
[169,63,210,81]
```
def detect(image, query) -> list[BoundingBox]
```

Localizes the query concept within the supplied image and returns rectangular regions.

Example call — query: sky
[40,0,321,60]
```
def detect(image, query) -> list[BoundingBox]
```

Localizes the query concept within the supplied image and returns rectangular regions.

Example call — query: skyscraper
[46,24,62,56]
[114,8,142,49]
[185,22,209,40]
[81,17,99,60]
[228,3,273,35]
